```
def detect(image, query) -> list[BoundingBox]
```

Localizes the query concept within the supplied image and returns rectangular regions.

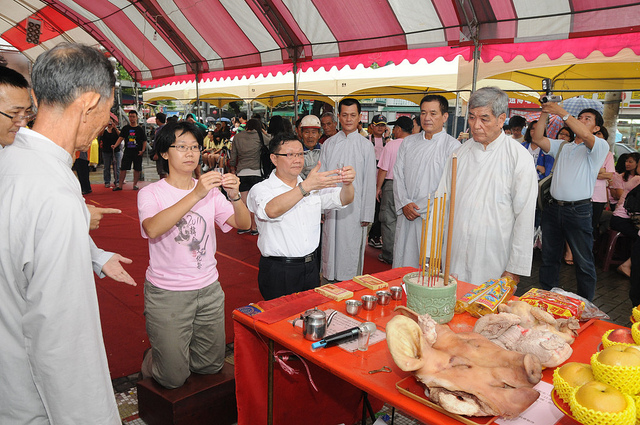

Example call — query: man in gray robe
[319,98,376,281]
[393,95,460,268]
[0,43,121,424]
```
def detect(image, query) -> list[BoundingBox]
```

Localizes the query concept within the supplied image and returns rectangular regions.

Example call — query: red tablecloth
[233,268,620,425]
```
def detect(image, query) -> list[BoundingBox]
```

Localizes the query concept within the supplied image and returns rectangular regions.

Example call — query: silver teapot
[292,308,337,341]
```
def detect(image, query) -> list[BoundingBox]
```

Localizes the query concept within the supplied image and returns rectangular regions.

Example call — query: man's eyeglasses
[0,111,36,123]
[273,152,304,159]
[169,145,202,152]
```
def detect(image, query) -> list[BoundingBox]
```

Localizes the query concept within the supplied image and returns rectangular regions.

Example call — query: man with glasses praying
[247,132,355,300]
[0,65,34,148]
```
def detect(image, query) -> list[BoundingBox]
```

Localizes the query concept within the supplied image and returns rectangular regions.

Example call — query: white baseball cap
[300,115,321,128]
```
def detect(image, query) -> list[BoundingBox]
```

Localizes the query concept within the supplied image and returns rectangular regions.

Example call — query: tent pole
[195,63,200,121]
[453,92,460,136]
[471,41,480,93]
[293,51,299,122]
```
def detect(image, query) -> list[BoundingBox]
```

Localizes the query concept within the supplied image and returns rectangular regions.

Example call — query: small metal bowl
[390,286,403,301]
[361,295,378,311]
[376,291,392,305]
[345,299,362,316]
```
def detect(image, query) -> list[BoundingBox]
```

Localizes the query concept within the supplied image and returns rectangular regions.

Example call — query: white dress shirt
[248,171,344,257]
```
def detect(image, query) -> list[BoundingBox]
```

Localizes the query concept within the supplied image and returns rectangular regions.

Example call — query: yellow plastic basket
[552,368,579,404]
[633,394,640,422]
[632,306,640,323]
[632,322,640,345]
[569,389,635,425]
[591,352,640,395]
[601,328,637,349]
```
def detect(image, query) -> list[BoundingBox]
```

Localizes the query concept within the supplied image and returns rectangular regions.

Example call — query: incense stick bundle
[443,154,458,283]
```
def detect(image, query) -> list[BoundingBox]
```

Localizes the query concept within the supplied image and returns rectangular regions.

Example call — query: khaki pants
[144,280,226,389]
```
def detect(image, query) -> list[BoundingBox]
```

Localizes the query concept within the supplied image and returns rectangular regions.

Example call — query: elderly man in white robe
[319,98,376,281]
[437,87,538,285]
[393,94,460,268]
[0,44,123,424]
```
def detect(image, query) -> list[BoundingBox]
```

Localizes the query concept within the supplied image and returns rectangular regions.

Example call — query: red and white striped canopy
[2,0,639,85]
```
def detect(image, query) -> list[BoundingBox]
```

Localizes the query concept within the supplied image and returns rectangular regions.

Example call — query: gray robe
[319,130,376,281]
[392,130,460,268]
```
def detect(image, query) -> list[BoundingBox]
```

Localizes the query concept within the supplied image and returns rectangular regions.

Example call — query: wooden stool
[601,229,627,271]
[137,363,237,425]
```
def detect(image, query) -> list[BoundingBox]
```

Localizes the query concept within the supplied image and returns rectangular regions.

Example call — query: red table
[233,268,620,425]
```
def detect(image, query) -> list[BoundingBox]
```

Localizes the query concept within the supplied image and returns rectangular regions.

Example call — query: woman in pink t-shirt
[609,153,640,277]
[137,121,250,389]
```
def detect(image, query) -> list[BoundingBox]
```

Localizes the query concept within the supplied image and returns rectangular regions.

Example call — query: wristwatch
[298,184,310,197]
[562,113,571,121]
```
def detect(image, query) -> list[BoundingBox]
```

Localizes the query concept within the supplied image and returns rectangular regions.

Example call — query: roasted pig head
[387,310,542,419]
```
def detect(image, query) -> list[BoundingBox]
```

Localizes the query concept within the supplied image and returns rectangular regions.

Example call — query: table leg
[268,338,274,425]
[361,391,376,424]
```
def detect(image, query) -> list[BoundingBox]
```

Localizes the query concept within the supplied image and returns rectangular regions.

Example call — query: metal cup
[361,295,377,311]
[345,299,362,316]
[376,291,391,305]
[390,286,403,301]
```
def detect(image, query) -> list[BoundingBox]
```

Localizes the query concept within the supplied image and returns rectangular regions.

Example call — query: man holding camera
[532,102,608,301]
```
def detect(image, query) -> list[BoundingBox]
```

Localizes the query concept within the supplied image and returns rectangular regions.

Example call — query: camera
[540,78,562,103]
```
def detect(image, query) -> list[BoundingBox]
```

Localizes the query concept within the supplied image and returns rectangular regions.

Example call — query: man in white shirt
[0,43,122,424]
[0,65,33,148]
[300,114,322,179]
[248,132,355,300]
[437,87,538,285]
[319,98,377,281]
[393,95,460,268]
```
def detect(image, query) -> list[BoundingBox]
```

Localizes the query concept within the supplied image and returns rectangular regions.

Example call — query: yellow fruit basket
[591,352,640,394]
[632,322,640,345]
[552,368,577,404]
[569,390,636,425]
[632,306,640,323]
[602,329,637,349]
[633,394,640,422]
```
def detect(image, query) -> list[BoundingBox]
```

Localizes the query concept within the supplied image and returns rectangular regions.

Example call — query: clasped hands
[195,171,241,200]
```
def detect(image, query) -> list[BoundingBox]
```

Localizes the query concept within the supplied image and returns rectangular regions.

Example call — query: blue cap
[311,341,326,349]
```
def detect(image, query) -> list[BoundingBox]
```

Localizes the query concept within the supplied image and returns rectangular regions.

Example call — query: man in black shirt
[113,110,147,190]
[99,113,121,188]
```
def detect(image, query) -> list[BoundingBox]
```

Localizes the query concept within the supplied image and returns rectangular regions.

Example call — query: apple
[606,328,635,344]
[597,345,640,367]
[557,362,594,387]
[574,381,628,413]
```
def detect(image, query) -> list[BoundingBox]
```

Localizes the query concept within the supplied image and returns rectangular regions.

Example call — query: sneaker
[250,229,259,236]
[237,229,251,235]
[112,186,122,191]
[368,238,382,249]
[377,254,392,265]
[104,183,110,188]
[133,186,139,190]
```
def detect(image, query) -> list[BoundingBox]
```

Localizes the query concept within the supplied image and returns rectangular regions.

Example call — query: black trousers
[258,254,319,301]
[73,158,91,193]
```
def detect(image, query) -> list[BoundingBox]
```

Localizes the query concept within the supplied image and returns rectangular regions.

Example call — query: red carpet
[85,182,390,378]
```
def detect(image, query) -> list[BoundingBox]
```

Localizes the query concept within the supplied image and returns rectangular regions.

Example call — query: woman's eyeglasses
[169,145,202,152]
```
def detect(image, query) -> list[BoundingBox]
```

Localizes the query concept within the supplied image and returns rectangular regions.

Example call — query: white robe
[319,130,376,281]
[0,129,120,424]
[438,132,537,285]
[392,130,460,268]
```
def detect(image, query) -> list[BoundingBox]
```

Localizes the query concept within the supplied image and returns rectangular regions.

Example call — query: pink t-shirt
[592,152,614,203]
[613,175,640,219]
[377,138,403,180]
[138,179,235,291]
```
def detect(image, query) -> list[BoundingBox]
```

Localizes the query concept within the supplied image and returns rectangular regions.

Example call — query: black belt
[264,252,315,264]
[384,179,393,182]
[550,198,591,206]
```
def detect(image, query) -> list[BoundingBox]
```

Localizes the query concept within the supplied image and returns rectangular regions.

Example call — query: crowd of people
[2,42,639,423]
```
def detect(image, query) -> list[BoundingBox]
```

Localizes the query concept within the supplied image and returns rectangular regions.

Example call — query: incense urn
[402,272,457,324]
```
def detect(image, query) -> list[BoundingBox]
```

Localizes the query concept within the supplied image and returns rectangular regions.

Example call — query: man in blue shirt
[533,103,609,301]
